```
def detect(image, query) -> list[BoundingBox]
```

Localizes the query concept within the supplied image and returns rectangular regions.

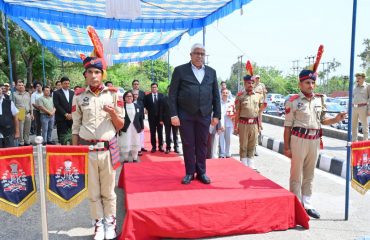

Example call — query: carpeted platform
[118,158,309,240]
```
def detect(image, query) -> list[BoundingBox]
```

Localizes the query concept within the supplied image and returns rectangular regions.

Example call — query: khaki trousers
[19,114,31,145]
[88,150,116,219]
[290,135,320,200]
[352,106,368,141]
[239,123,258,158]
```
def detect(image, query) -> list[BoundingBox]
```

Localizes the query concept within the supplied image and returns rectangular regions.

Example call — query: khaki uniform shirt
[253,82,267,103]
[235,91,263,118]
[13,91,31,113]
[72,86,125,141]
[353,82,370,113]
[284,92,326,129]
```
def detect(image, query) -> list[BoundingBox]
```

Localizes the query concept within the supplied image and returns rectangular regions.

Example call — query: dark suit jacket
[169,62,221,119]
[144,92,163,120]
[53,88,74,122]
[137,89,145,106]
[159,95,171,125]
[121,103,144,133]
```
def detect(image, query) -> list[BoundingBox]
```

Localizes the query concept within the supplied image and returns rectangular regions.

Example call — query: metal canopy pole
[42,47,46,86]
[202,26,206,47]
[345,0,358,221]
[167,50,170,82]
[4,14,14,99]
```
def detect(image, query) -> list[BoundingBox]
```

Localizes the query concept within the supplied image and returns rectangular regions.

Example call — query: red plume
[313,45,324,73]
[80,53,86,61]
[245,61,253,76]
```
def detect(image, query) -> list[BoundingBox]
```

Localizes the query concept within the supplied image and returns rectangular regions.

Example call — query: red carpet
[117,128,309,239]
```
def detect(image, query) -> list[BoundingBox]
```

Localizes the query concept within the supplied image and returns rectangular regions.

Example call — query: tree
[358,38,370,76]
[0,17,58,87]
[142,59,172,83]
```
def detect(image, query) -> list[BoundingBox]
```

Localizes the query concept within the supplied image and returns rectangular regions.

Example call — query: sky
[168,0,370,81]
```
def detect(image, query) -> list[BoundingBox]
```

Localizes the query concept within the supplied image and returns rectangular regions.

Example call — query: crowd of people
[0,42,352,239]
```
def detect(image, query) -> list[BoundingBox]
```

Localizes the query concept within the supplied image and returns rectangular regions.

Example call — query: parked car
[267,93,285,106]
[263,103,284,117]
[325,103,347,128]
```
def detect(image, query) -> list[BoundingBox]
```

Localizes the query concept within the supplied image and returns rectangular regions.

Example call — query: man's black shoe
[151,148,156,153]
[196,174,211,184]
[47,141,56,145]
[138,151,143,156]
[165,149,170,154]
[133,159,138,163]
[158,147,164,152]
[174,147,180,153]
[141,148,148,152]
[181,174,194,184]
[306,209,320,219]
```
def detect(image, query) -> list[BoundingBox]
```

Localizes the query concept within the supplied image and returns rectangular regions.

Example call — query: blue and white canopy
[11,17,187,62]
[0,0,252,32]
[1,0,252,63]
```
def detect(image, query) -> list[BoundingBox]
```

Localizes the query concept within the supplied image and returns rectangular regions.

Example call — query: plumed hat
[243,61,254,81]
[299,45,324,82]
[80,26,107,79]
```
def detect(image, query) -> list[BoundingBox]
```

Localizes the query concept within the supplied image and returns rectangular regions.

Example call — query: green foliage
[359,39,370,73]
[142,59,172,83]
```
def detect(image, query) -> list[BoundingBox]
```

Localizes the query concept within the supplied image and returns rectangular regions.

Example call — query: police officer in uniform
[352,72,370,141]
[284,48,346,219]
[234,62,265,171]
[72,53,124,239]
[253,74,267,156]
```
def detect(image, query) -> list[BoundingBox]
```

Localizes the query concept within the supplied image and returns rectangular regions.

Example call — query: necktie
[154,94,157,103]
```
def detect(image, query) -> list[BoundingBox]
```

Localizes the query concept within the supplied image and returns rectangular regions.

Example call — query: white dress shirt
[191,63,205,84]
[62,88,70,102]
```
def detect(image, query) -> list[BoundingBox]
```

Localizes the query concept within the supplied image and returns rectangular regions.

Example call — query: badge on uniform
[46,145,89,210]
[297,102,304,110]
[82,97,89,106]
[0,146,37,217]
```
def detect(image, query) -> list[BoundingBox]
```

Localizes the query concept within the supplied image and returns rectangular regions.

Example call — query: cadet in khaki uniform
[72,56,124,240]
[284,67,346,219]
[13,80,32,146]
[234,71,265,170]
[253,74,267,156]
[352,73,370,141]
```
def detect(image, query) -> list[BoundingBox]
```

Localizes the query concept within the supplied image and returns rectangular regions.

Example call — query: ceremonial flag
[351,141,370,194]
[46,145,89,210]
[0,146,36,217]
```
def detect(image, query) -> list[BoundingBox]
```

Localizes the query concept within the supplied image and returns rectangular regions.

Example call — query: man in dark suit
[53,77,74,145]
[144,82,164,153]
[169,43,221,184]
[132,79,145,107]
[160,87,179,154]
[132,79,147,152]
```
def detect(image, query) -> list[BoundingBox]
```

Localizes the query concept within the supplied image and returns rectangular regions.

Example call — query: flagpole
[345,0,357,221]
[35,136,49,239]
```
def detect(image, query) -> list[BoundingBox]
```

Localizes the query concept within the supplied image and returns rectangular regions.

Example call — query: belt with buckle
[291,127,321,140]
[79,138,109,151]
[239,117,258,125]
[353,103,367,107]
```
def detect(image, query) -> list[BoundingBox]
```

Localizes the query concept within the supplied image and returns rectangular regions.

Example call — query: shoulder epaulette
[75,88,86,96]
[315,93,324,97]
[288,94,300,102]
[107,87,118,92]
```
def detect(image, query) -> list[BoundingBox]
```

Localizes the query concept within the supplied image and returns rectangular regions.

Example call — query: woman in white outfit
[119,90,144,163]
[219,88,235,158]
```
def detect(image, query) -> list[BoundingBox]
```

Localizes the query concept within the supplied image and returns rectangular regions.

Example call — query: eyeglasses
[125,95,133,98]
[192,52,205,56]
[133,94,138,96]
